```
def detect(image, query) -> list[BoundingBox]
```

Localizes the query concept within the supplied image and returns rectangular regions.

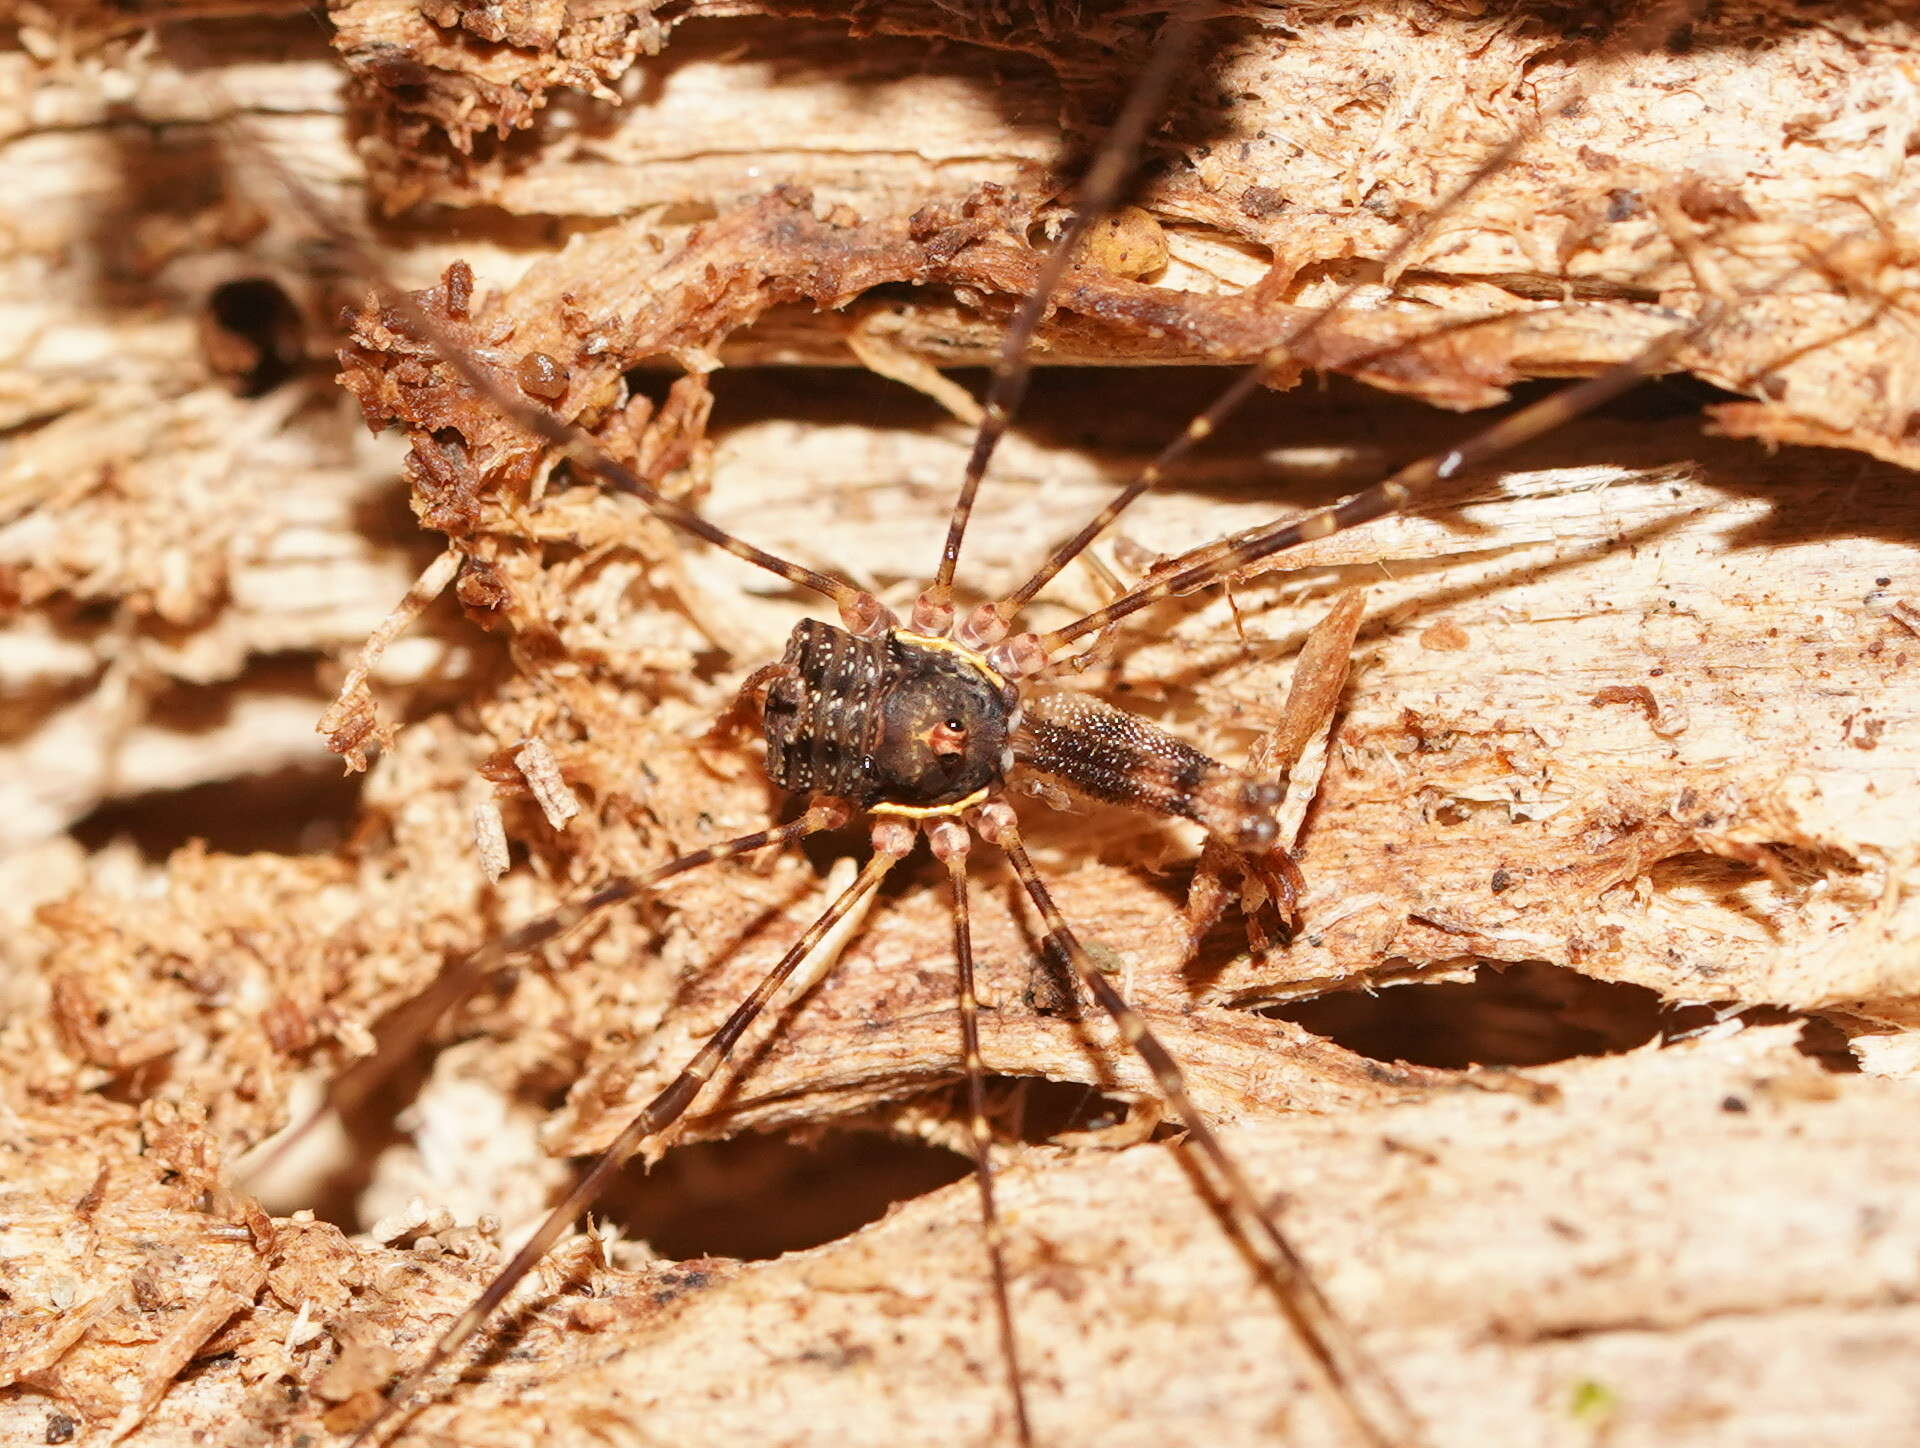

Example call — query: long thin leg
[997,0,1704,613]
[347,837,908,1448]
[1002,364,1272,613]
[983,811,1419,1448]
[924,9,1202,607]
[1037,305,1722,652]
[222,123,868,616]
[243,807,843,1189]
[933,821,1033,1448]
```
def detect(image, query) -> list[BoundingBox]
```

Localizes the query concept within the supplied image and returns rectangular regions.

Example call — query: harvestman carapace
[226,2,1838,1444]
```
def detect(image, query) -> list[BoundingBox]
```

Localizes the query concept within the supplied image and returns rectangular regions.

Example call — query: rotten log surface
[3,3,1919,1446]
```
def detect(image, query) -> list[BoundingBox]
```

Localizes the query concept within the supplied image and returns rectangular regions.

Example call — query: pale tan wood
[3,4,1919,1447]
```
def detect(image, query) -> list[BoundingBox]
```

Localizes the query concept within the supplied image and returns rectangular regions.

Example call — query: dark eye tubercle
[869,647,1012,807]
[1232,782,1283,849]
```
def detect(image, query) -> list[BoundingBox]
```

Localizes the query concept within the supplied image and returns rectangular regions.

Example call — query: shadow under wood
[595,1074,1161,1262]
[72,754,364,860]
[1266,961,1682,1070]
[597,1126,971,1261]
[1264,958,1866,1073]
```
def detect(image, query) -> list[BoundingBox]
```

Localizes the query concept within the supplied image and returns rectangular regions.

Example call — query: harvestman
[234,4,1829,1444]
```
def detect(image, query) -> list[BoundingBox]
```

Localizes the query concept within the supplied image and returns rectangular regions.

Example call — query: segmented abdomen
[762,619,889,802]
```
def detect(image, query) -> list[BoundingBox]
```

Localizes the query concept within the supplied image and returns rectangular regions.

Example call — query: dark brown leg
[919,10,1204,622]
[1037,307,1726,653]
[223,121,869,616]
[243,807,844,1190]
[346,835,908,1447]
[705,659,793,749]
[932,820,1033,1447]
[997,0,1707,616]
[984,810,1421,1448]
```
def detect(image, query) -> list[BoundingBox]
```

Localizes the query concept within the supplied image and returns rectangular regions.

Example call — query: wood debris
[2,3,1918,1445]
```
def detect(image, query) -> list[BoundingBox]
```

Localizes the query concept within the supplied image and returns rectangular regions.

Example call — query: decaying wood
[3,2,1919,1445]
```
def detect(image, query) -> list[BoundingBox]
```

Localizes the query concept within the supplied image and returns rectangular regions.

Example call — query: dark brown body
[763,620,1283,849]
[763,621,1017,810]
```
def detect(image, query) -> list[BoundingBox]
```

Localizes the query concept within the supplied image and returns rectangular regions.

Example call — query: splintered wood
[3,4,1919,1447]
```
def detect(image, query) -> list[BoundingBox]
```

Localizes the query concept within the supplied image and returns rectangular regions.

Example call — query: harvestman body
[224,2,1836,1443]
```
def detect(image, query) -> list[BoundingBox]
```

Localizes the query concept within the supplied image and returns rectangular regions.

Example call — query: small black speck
[1489,867,1514,893]
[1876,576,1891,587]
[1720,1094,1749,1114]
[46,1414,78,1445]
[1605,188,1643,222]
